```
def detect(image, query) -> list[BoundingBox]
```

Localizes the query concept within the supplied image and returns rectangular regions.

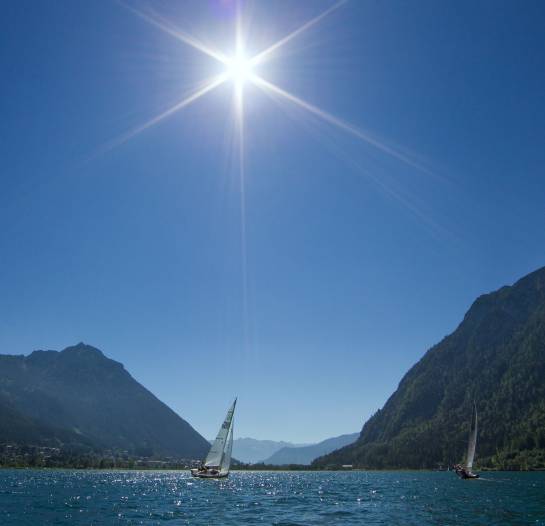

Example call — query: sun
[225,52,253,87]
[118,1,419,172]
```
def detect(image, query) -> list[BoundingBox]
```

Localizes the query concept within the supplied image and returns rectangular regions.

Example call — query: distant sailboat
[455,402,479,479]
[191,398,236,479]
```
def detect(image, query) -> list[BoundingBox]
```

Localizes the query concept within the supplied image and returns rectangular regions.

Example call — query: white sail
[204,398,237,468]
[465,403,478,470]
[220,420,234,475]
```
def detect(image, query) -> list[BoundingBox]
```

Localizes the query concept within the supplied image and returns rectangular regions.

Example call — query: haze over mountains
[263,433,359,465]
[231,438,309,464]
[0,343,209,459]
[231,435,359,465]
[314,265,545,470]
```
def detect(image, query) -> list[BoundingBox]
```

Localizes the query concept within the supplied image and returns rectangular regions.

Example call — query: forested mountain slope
[314,266,545,470]
[0,343,209,458]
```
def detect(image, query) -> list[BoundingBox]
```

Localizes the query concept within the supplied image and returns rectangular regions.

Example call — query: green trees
[314,266,545,470]
[0,343,210,459]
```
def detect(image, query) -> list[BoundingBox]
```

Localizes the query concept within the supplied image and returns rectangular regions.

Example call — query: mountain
[0,391,90,447]
[231,438,308,464]
[0,343,210,458]
[263,433,359,465]
[314,266,545,470]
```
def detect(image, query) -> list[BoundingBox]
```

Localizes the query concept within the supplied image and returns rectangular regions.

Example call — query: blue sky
[1,0,544,442]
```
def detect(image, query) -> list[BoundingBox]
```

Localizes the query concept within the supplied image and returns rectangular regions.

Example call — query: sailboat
[191,398,236,479]
[455,402,479,479]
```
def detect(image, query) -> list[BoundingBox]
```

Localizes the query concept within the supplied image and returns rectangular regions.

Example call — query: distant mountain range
[230,438,309,464]
[263,433,359,465]
[0,343,209,459]
[314,265,545,470]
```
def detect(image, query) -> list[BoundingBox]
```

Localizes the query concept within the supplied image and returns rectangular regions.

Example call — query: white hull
[190,469,228,479]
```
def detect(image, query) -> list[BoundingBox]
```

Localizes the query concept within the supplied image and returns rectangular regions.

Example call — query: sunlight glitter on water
[0,470,544,525]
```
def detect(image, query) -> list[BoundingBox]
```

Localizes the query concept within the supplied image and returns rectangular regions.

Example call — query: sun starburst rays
[249,0,347,67]
[251,75,431,174]
[107,1,442,354]
[103,74,227,152]
[122,2,228,64]
[117,0,428,177]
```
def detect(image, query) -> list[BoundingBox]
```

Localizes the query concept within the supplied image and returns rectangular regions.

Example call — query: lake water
[1,470,544,525]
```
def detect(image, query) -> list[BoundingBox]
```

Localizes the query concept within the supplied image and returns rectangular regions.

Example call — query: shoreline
[2,465,544,473]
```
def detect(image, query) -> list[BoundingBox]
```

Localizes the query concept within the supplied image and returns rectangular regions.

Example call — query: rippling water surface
[1,470,544,525]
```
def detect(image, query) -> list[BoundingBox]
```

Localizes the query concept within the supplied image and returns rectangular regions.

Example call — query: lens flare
[112,1,441,356]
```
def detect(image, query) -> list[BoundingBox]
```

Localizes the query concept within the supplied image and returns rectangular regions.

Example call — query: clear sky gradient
[1,0,544,442]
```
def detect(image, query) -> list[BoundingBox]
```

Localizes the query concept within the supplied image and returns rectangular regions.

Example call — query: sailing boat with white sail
[455,402,479,479]
[191,398,236,479]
